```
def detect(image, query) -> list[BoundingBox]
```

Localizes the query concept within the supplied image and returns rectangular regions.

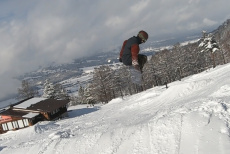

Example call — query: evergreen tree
[69,95,81,106]
[199,32,220,68]
[84,85,95,106]
[199,32,219,53]
[42,79,55,98]
[54,83,69,100]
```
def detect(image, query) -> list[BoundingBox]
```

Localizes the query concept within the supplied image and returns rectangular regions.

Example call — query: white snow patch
[22,112,40,118]
[14,97,47,109]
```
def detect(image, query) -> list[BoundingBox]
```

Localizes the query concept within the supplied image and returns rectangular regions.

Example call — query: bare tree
[18,80,38,100]
[90,65,114,103]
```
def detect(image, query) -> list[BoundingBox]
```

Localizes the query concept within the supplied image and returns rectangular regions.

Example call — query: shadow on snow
[68,106,100,118]
[0,146,7,151]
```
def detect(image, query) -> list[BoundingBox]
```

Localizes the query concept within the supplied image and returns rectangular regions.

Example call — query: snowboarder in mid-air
[119,30,148,84]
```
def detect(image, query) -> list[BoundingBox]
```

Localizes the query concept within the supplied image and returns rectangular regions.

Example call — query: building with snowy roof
[0,97,69,134]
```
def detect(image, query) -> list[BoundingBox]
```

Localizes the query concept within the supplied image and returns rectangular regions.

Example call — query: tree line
[17,24,230,106]
[17,79,69,101]
[76,30,230,105]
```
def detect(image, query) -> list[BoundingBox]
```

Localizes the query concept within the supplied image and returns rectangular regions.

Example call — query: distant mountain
[213,19,230,35]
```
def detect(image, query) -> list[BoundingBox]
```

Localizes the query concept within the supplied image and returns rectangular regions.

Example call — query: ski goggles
[138,33,147,43]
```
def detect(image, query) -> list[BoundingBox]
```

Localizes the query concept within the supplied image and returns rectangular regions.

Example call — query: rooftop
[14,98,47,109]
[0,109,28,117]
[0,98,70,118]
[27,99,69,112]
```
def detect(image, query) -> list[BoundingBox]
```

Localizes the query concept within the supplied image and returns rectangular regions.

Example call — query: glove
[119,58,122,62]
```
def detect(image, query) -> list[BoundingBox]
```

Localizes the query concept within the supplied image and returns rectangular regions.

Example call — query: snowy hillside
[1,63,230,154]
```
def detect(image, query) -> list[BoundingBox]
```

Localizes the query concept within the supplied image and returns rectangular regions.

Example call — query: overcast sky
[0,0,230,101]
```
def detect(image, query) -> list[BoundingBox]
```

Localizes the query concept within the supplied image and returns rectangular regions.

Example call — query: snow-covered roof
[22,112,39,118]
[14,97,47,109]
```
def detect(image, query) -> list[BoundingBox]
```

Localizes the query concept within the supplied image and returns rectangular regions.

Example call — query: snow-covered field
[1,63,230,154]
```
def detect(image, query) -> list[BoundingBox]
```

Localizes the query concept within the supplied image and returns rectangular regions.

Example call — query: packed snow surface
[1,63,230,154]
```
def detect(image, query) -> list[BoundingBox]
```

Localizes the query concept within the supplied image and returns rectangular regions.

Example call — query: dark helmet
[138,30,148,43]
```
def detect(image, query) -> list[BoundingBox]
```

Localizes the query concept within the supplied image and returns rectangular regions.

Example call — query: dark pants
[138,54,147,71]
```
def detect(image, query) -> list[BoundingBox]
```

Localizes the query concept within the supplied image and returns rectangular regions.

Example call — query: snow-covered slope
[1,63,230,154]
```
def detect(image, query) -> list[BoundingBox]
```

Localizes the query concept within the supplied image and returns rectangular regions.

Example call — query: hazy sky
[0,0,230,101]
